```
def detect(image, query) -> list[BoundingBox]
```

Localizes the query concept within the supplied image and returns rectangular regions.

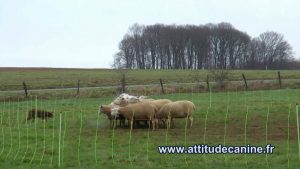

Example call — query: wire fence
[0,89,299,168]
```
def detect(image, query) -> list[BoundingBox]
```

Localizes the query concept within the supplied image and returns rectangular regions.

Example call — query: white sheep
[112,93,139,105]
[111,102,158,130]
[100,94,155,128]
[157,100,195,128]
[117,97,159,128]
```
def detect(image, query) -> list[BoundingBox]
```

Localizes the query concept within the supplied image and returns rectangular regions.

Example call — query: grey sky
[0,0,299,68]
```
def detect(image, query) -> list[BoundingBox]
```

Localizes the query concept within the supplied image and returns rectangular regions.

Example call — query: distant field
[0,67,300,91]
[0,89,299,169]
[0,67,300,168]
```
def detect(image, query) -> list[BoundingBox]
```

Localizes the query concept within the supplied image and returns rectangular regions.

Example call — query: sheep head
[113,93,140,105]
[113,93,129,105]
[99,105,112,114]
[119,98,128,106]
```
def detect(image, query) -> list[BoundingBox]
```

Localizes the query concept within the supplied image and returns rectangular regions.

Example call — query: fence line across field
[1,75,299,101]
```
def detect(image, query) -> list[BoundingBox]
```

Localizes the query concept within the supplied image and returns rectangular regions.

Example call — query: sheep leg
[144,120,148,128]
[120,119,124,127]
[114,119,117,129]
[121,119,125,127]
[155,119,159,129]
[111,119,117,129]
[160,119,166,128]
[189,116,193,128]
[167,112,172,129]
[151,119,156,130]
[147,118,154,130]
[130,119,133,130]
[171,118,175,128]
[167,118,171,129]
[189,116,194,128]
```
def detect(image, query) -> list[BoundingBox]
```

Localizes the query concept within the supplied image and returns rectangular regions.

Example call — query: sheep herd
[99,93,195,130]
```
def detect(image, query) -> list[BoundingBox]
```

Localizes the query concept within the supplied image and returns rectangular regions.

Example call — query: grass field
[1,68,300,90]
[0,88,299,169]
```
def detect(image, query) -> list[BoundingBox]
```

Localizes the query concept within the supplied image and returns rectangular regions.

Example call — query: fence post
[242,74,248,90]
[206,75,210,91]
[22,82,28,97]
[159,79,165,94]
[277,71,282,88]
[77,80,80,95]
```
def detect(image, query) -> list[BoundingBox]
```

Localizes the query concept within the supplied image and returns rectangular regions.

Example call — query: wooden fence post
[159,79,165,94]
[22,81,28,97]
[277,71,282,88]
[206,75,210,91]
[242,74,248,90]
[76,80,80,95]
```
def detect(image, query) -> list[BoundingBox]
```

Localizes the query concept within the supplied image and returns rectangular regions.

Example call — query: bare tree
[113,23,295,70]
[258,31,293,69]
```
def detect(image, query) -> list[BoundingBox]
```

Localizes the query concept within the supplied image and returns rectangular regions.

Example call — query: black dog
[27,109,54,122]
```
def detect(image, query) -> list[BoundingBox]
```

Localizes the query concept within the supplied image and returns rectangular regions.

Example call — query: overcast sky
[0,0,299,68]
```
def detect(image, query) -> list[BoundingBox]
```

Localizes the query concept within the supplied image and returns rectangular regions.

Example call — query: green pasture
[0,88,299,168]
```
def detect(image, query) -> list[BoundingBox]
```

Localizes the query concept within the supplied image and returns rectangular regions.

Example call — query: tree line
[112,23,298,69]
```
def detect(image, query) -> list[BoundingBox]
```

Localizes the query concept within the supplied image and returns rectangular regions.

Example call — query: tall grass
[0,89,299,168]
